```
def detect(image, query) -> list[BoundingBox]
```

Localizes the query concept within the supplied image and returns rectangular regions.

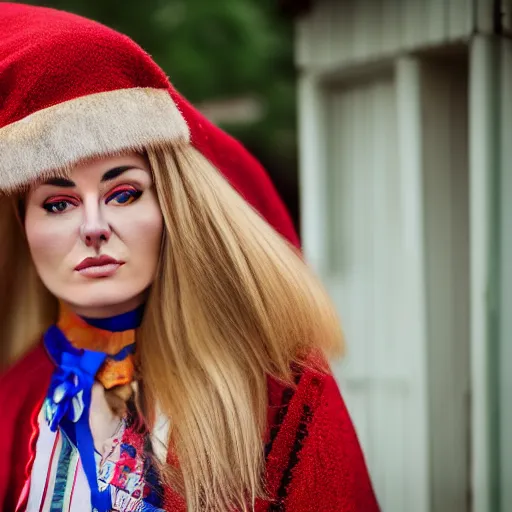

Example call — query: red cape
[0,344,379,511]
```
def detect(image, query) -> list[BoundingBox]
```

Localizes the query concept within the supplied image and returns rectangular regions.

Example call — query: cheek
[116,203,163,261]
[24,210,75,267]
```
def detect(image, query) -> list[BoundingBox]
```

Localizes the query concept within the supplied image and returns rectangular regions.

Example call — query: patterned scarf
[43,302,143,512]
[57,301,138,389]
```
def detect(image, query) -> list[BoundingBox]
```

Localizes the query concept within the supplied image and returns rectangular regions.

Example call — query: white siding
[421,58,471,512]
[469,35,501,512]
[319,75,429,512]
[296,0,474,70]
[299,58,472,512]
[295,2,501,510]
[500,37,512,512]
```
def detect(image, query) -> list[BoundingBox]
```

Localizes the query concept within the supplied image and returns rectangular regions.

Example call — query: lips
[75,255,122,271]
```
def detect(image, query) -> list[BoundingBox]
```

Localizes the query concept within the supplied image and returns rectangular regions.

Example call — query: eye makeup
[105,185,142,205]
[41,185,143,214]
[42,195,79,214]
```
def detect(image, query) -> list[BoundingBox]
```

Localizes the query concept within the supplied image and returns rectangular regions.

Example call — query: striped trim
[39,430,61,511]
[269,404,314,512]
[37,428,80,512]
[0,87,190,192]
[265,387,295,460]
[265,372,303,460]
[68,462,80,512]
[15,396,46,512]
[51,432,78,510]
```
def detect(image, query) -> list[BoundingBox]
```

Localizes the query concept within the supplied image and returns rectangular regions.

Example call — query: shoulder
[264,366,380,511]
[0,341,53,409]
[0,342,53,510]
[266,365,345,431]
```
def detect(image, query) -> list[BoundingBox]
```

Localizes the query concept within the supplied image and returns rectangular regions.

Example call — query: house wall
[294,1,505,511]
[295,0,474,71]
[421,56,470,512]
[499,36,512,511]
[321,75,426,511]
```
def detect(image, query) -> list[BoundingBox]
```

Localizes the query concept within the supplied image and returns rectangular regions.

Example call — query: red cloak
[0,343,380,511]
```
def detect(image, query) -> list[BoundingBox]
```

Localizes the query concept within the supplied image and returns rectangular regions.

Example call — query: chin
[59,283,148,317]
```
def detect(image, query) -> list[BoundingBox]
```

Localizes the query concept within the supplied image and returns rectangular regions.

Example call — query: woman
[0,3,379,511]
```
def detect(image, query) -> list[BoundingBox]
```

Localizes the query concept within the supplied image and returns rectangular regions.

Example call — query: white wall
[421,56,470,512]
[299,65,433,512]
[295,0,473,71]
[324,76,419,511]
[295,2,509,511]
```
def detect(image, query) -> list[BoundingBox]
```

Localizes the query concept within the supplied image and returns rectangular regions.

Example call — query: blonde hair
[0,145,343,511]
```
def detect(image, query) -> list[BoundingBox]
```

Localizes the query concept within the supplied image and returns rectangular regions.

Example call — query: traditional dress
[22,305,164,512]
[0,3,380,511]
[1,328,380,511]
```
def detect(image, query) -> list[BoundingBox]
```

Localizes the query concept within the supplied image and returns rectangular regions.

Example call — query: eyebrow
[43,166,137,187]
[43,177,75,187]
[101,166,136,182]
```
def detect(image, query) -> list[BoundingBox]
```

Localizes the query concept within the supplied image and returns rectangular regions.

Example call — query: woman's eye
[42,199,77,214]
[106,188,142,206]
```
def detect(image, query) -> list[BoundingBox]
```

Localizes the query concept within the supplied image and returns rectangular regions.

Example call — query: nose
[80,200,111,250]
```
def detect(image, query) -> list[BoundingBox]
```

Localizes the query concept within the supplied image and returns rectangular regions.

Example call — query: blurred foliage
[24,0,299,225]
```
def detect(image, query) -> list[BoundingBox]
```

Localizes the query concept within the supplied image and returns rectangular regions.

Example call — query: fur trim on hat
[0,87,189,192]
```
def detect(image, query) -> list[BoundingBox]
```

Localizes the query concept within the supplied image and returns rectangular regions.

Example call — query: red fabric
[0,345,53,511]
[0,346,379,511]
[0,4,169,127]
[0,3,298,247]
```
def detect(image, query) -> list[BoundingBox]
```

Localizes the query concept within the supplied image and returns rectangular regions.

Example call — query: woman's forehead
[71,152,149,175]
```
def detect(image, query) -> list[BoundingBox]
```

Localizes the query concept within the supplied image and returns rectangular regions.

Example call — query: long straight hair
[0,144,343,511]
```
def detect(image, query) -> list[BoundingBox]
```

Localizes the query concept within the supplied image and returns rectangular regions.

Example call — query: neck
[63,293,147,319]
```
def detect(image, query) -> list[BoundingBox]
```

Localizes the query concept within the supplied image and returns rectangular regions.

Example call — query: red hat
[0,3,298,246]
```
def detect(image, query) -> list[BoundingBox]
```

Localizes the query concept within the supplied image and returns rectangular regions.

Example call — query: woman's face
[24,153,163,318]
